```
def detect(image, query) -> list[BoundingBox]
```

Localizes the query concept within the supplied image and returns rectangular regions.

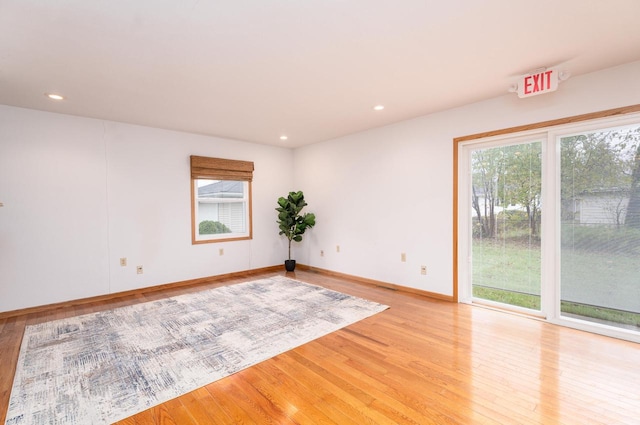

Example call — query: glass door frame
[457,131,549,319]
[547,116,640,343]
[455,107,640,344]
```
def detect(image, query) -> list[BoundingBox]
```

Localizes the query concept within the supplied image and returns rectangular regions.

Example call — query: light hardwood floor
[2,269,639,424]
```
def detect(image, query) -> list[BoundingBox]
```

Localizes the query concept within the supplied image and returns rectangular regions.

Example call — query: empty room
[1,1,640,424]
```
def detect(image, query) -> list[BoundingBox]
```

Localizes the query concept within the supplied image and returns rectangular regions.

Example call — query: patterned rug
[5,276,388,424]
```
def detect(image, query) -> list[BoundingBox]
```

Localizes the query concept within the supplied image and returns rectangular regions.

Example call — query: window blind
[190,155,254,181]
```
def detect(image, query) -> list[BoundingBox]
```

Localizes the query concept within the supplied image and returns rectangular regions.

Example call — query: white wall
[293,61,640,296]
[0,107,293,311]
[0,109,110,310]
[2,61,640,311]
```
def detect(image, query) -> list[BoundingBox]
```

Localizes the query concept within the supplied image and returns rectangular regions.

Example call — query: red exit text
[517,68,558,98]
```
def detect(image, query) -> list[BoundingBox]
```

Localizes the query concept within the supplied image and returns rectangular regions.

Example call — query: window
[190,155,253,243]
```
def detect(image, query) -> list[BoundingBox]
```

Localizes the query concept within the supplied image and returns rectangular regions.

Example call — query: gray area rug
[5,276,388,424]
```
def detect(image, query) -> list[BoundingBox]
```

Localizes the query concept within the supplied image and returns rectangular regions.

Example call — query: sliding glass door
[558,123,640,331]
[458,112,640,342]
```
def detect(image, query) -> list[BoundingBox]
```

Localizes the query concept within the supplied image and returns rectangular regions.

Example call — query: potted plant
[276,191,316,271]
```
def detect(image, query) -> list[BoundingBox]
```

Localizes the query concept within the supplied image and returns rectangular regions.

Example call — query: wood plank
[236,365,327,424]
[169,386,230,425]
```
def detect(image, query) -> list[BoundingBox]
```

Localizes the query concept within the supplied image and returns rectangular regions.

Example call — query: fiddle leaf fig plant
[276,191,316,260]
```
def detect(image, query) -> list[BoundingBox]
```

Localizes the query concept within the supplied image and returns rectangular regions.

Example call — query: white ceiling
[2,0,640,148]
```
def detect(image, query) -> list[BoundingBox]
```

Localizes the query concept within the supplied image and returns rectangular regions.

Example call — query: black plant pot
[284,259,296,272]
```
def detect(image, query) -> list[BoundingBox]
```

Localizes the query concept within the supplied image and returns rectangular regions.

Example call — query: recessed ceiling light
[373,105,384,111]
[280,135,288,140]
[45,93,65,100]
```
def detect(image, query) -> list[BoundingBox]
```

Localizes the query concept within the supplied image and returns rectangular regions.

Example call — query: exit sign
[517,67,559,98]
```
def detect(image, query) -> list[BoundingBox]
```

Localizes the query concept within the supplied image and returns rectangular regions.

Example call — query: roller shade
[190,155,254,181]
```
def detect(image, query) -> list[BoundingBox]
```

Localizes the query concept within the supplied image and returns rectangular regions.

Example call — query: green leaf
[303,213,316,227]
[276,190,316,248]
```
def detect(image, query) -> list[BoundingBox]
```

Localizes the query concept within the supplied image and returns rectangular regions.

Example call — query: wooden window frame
[190,155,254,244]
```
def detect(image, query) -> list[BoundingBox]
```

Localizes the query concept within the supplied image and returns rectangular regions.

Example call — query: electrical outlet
[219,248,224,256]
[120,257,127,267]
[320,250,324,257]
[421,265,427,275]
[336,245,340,253]
[136,265,143,274]
[401,253,406,262]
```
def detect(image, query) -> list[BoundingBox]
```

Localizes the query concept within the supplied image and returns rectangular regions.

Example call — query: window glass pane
[560,124,640,330]
[471,140,542,310]
[194,179,249,241]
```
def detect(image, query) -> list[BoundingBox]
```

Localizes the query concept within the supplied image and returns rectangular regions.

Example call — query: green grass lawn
[472,238,540,296]
[472,285,540,309]
[472,239,640,328]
